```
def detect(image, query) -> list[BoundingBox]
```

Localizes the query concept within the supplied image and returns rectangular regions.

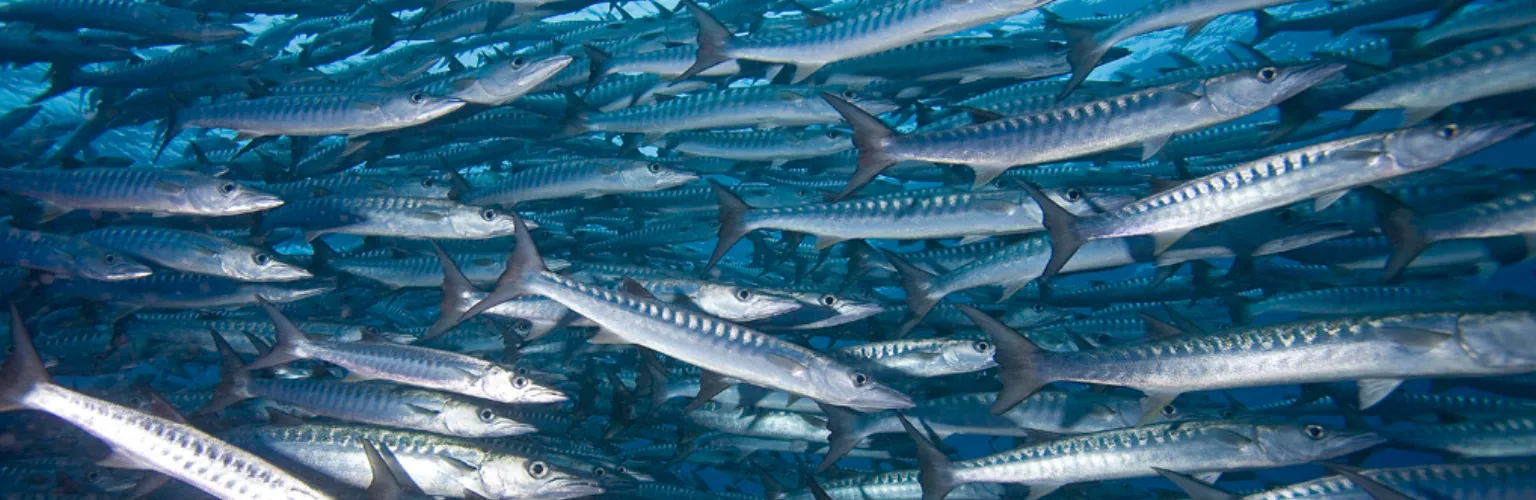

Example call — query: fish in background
[0,0,1532,499]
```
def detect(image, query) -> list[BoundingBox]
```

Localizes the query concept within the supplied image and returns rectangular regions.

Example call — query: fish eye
[1064,188,1082,202]
[410,92,426,104]
[252,252,271,266]
[797,190,811,197]
[103,254,118,265]
[512,57,526,68]
[592,467,606,477]
[1256,67,1278,82]
[734,288,752,301]
[851,372,869,386]
[820,295,838,306]
[1276,209,1296,222]
[1161,404,1178,417]
[87,471,101,482]
[1304,424,1326,439]
[840,90,857,99]
[478,408,496,422]
[1220,409,1234,418]
[513,320,531,334]
[528,461,549,478]
[647,163,662,174]
[1032,304,1045,312]
[481,209,498,221]
[1438,124,1459,139]
[421,178,435,187]
[220,182,237,194]
[512,376,529,388]
[826,130,844,139]
[973,341,991,353]
[515,366,530,376]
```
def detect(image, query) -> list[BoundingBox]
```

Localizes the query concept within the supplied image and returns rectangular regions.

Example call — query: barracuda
[459,216,914,411]
[0,167,283,220]
[1377,187,1536,282]
[246,297,568,405]
[0,306,333,500]
[417,53,573,106]
[79,226,310,282]
[821,63,1344,198]
[1024,121,1532,280]
[677,0,1055,83]
[463,159,697,206]
[0,224,151,281]
[261,196,527,240]
[1343,33,1536,125]
[960,305,1536,423]
[179,90,465,138]
[1170,461,1536,500]
[578,85,898,138]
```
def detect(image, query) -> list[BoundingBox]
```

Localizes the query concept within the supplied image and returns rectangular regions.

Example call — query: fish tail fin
[818,92,896,201]
[426,241,481,340]
[899,414,956,500]
[365,1,400,54]
[1053,22,1104,100]
[881,250,939,337]
[1223,294,1253,325]
[581,44,612,91]
[956,305,1049,415]
[1019,182,1083,279]
[705,180,753,272]
[30,64,77,104]
[1364,187,1427,283]
[0,304,50,412]
[246,297,313,371]
[460,215,545,322]
[1251,9,1280,44]
[816,402,867,472]
[676,0,735,81]
[200,329,253,415]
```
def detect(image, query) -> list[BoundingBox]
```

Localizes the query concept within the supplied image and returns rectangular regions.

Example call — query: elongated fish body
[599,44,741,79]
[247,299,567,405]
[420,54,573,106]
[683,0,1054,82]
[0,225,150,281]
[687,403,832,442]
[0,168,283,217]
[785,471,1004,500]
[1414,0,1536,47]
[631,278,803,323]
[46,273,332,309]
[928,234,1144,305]
[668,129,853,162]
[930,421,1379,499]
[78,226,310,282]
[582,86,897,136]
[182,91,465,137]
[1417,189,1536,242]
[334,252,570,288]
[837,338,996,378]
[982,308,1536,418]
[464,160,697,206]
[225,423,601,498]
[239,379,536,438]
[0,311,333,500]
[264,173,455,200]
[825,64,1342,197]
[1252,0,1444,42]
[1382,417,1536,458]
[1235,285,1517,323]
[1343,33,1536,124]
[0,0,246,42]
[1240,461,1536,500]
[262,196,523,240]
[1032,121,1531,278]
[122,317,408,356]
[747,190,1081,244]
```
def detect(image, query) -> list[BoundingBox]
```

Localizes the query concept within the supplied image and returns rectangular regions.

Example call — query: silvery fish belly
[0,1,1533,499]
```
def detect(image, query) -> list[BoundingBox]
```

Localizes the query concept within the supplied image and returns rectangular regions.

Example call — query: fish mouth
[1331,431,1388,456]
[105,265,155,281]
[1465,120,1535,150]
[488,421,539,437]
[240,191,287,212]
[262,264,314,281]
[1279,62,1348,92]
[522,386,570,404]
[852,383,916,410]
[537,478,605,499]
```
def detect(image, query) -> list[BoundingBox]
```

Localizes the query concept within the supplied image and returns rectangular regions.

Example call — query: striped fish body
[265,174,453,200]
[928,235,1141,300]
[464,160,696,206]
[262,196,520,239]
[837,338,996,378]
[0,168,282,216]
[603,45,742,78]
[0,0,246,42]
[1420,189,1536,242]
[743,190,1069,246]
[1344,33,1536,122]
[1414,0,1536,47]
[1383,417,1536,458]
[181,91,465,137]
[45,273,332,309]
[78,226,309,282]
[0,226,150,281]
[795,471,1003,500]
[14,384,329,500]
[583,86,897,136]
[245,379,534,438]
[1241,461,1536,500]
[669,129,852,162]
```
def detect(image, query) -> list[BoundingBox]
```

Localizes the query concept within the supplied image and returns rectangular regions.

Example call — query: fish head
[382,91,467,125]
[221,248,312,282]
[391,175,456,199]
[439,401,539,438]
[1456,310,1536,370]
[1255,423,1384,464]
[1204,63,1347,115]
[478,54,575,103]
[1385,120,1534,172]
[69,464,144,493]
[76,249,153,281]
[188,178,285,215]
[477,456,604,500]
[811,361,914,410]
[450,205,522,238]
[617,161,699,191]
[692,284,802,322]
[1001,302,1074,328]
[940,339,999,372]
[186,21,249,43]
[477,365,569,404]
